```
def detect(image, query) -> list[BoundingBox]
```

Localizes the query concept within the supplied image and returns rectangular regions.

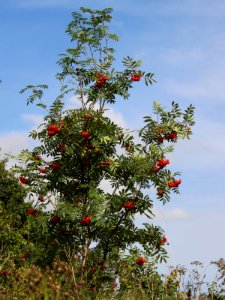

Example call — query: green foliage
[1,6,197,294]
[0,160,29,257]
[0,160,26,207]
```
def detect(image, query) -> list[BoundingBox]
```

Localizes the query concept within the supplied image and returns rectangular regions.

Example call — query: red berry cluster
[50,162,61,170]
[131,73,141,81]
[38,168,48,173]
[168,179,182,188]
[136,257,147,266]
[153,166,160,172]
[166,131,177,140]
[155,131,178,143]
[81,131,90,140]
[101,161,111,166]
[121,201,136,209]
[21,252,29,261]
[95,73,109,88]
[160,236,167,245]
[47,125,61,137]
[153,159,170,173]
[80,216,91,225]
[27,208,37,216]
[0,270,13,276]
[83,114,93,120]
[157,159,170,168]
[19,176,28,185]
[51,215,60,224]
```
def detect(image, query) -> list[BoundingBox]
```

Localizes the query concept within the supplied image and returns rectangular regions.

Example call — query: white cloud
[65,96,81,110]
[21,113,44,127]
[99,179,114,194]
[0,131,32,155]
[165,74,225,102]
[0,113,45,163]
[135,207,190,229]
[104,107,128,128]
[167,117,225,170]
[154,207,190,221]
[164,211,225,266]
[162,43,225,103]
[65,95,128,128]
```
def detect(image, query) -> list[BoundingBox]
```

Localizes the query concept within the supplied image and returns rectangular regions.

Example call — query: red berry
[50,162,61,170]
[21,252,29,262]
[84,114,93,120]
[51,215,60,224]
[95,80,105,88]
[136,257,146,266]
[19,176,28,185]
[47,125,58,131]
[94,74,109,88]
[160,236,167,245]
[27,208,37,216]
[168,179,181,188]
[80,216,91,225]
[38,168,48,173]
[96,73,109,81]
[153,166,160,172]
[121,201,136,209]
[155,136,165,143]
[131,74,141,81]
[48,131,55,136]
[47,125,61,136]
[101,161,111,166]
[157,159,170,168]
[0,270,12,276]
[81,131,90,139]
[165,131,177,141]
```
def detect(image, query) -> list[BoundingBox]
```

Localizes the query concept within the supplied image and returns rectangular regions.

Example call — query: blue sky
[1,0,225,280]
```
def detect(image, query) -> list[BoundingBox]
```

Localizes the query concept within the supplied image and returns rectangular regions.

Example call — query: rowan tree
[12,7,194,289]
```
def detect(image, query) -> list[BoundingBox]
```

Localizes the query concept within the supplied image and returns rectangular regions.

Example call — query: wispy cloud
[65,96,128,128]
[135,207,190,228]
[154,207,190,222]
[167,117,225,171]
[0,131,34,155]
[21,113,44,127]
[164,70,225,102]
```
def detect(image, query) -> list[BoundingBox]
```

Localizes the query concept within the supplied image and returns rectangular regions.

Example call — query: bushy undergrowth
[0,256,224,299]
